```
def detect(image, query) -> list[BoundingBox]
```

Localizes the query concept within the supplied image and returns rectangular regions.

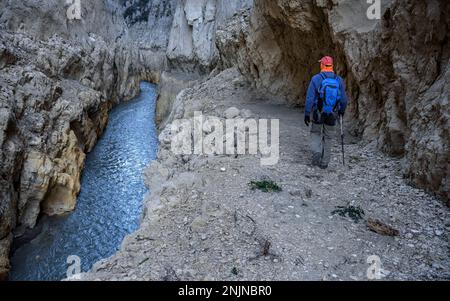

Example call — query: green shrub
[249,180,282,193]
[332,205,365,223]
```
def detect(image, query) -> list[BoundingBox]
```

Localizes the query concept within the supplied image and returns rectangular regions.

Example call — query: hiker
[304,56,348,169]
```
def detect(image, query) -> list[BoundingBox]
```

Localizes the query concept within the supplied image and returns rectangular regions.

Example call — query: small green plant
[249,180,282,193]
[332,205,365,223]
[231,267,239,276]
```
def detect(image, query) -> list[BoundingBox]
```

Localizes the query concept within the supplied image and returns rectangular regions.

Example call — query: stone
[240,109,253,118]
[0,234,12,281]
[435,230,444,237]
[224,107,240,119]
[191,216,208,233]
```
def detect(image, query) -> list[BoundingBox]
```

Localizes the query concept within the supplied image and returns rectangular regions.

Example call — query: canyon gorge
[0,0,449,280]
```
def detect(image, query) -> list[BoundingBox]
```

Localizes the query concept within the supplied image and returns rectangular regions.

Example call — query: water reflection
[9,82,159,281]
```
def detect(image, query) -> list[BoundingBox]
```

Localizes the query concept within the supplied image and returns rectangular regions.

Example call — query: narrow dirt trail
[208,98,450,280]
[81,69,450,281]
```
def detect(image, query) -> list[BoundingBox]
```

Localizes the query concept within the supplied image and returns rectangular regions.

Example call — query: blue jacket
[304,72,348,117]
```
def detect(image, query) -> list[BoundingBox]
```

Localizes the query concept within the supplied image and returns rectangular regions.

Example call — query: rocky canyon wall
[0,0,253,280]
[0,0,124,279]
[216,0,449,201]
[0,0,177,279]
[166,0,252,73]
[155,0,253,127]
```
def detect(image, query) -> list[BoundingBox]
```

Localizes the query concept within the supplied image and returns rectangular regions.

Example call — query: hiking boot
[319,164,328,170]
[312,153,321,166]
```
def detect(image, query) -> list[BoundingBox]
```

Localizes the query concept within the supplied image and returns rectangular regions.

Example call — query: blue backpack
[318,73,341,114]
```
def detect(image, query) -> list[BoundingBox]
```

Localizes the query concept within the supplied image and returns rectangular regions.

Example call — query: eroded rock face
[155,71,200,127]
[216,2,333,103]
[166,0,253,73]
[216,0,449,200]
[404,61,449,202]
[0,0,170,279]
[0,30,121,278]
[0,0,124,40]
[121,0,176,50]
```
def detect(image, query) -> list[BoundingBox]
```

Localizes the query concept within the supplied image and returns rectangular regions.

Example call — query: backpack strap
[317,73,326,94]
[333,75,341,111]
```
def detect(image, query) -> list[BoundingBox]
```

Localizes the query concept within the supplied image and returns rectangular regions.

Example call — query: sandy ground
[79,69,449,281]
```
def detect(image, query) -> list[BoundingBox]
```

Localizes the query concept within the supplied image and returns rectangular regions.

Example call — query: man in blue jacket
[304,56,348,169]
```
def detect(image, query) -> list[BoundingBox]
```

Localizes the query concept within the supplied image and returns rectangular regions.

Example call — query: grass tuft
[332,205,365,223]
[249,180,282,193]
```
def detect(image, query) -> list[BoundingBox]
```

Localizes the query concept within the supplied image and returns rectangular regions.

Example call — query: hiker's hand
[304,116,310,127]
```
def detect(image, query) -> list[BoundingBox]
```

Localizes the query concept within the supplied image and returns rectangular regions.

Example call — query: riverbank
[9,82,159,281]
[0,23,162,278]
[79,68,450,281]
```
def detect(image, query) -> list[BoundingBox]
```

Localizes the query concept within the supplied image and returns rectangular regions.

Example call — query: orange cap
[319,56,334,66]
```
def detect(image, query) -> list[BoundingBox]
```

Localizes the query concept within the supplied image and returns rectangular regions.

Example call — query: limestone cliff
[0,0,169,279]
[166,0,252,73]
[0,0,123,279]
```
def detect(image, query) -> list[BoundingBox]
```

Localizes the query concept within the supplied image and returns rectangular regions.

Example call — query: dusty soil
[80,69,450,281]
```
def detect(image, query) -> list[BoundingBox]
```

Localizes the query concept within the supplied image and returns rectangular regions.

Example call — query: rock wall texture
[166,0,253,73]
[0,0,171,279]
[216,0,449,201]
[0,31,114,280]
[121,0,176,51]
[0,0,124,278]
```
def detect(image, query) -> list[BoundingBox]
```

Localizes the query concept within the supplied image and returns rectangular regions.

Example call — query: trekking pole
[340,115,345,166]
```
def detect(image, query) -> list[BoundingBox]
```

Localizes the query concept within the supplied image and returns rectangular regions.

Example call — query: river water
[9,82,159,281]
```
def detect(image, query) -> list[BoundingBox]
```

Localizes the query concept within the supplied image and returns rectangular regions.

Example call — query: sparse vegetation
[332,205,365,223]
[349,154,362,163]
[249,180,282,193]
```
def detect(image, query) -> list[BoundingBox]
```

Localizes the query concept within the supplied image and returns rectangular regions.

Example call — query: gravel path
[80,69,450,281]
